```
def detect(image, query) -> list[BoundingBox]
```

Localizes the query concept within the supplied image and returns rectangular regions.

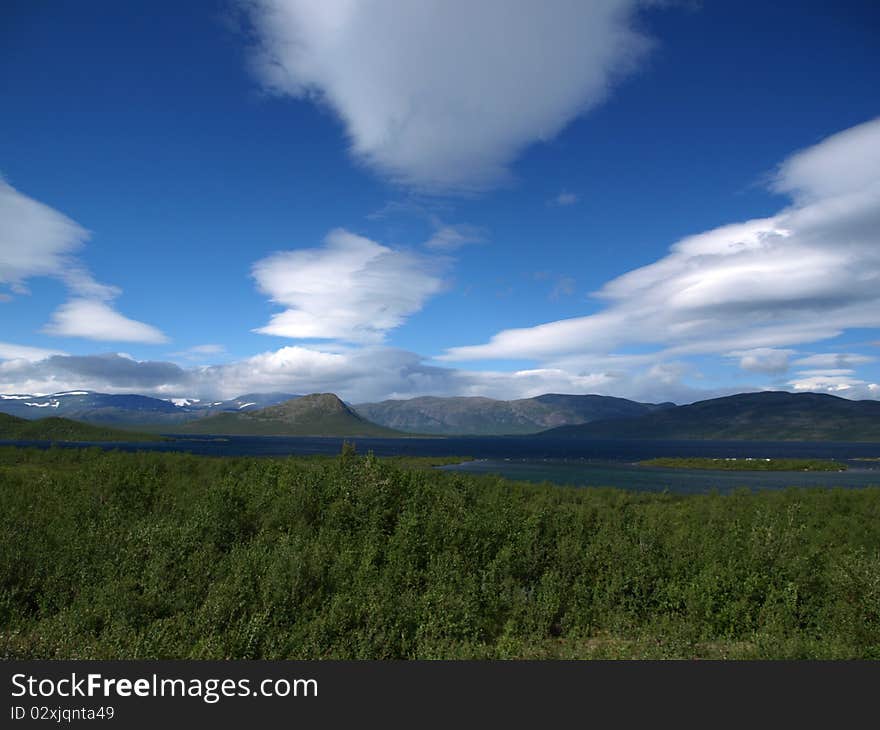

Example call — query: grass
[1,445,878,659]
[640,457,846,471]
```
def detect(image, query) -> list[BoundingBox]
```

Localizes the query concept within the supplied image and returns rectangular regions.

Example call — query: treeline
[1,446,878,659]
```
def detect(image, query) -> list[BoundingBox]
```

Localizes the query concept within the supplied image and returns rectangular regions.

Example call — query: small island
[639,457,846,472]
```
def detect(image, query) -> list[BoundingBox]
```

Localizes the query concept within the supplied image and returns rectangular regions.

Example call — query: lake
[4,434,880,494]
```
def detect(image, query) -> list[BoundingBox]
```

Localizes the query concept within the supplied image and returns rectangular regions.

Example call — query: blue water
[4,435,880,493]
[439,459,880,494]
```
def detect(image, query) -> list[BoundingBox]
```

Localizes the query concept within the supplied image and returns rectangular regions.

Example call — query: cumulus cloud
[783,351,879,399]
[442,118,880,373]
[730,348,795,375]
[252,229,446,343]
[787,372,879,399]
[243,0,650,190]
[0,178,168,344]
[42,299,168,344]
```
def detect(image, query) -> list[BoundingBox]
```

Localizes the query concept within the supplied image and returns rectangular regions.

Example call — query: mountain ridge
[0,391,300,427]
[541,391,880,442]
[177,393,402,437]
[354,393,672,435]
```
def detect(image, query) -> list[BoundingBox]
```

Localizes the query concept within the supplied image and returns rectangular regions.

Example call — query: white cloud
[42,299,169,344]
[788,372,879,398]
[0,344,727,404]
[0,178,90,295]
[0,352,186,396]
[552,191,579,206]
[243,0,650,190]
[0,178,168,344]
[791,353,875,369]
[423,223,485,251]
[730,348,795,375]
[0,342,66,363]
[442,118,880,368]
[169,344,227,361]
[773,117,880,203]
[253,228,446,343]
[187,344,226,355]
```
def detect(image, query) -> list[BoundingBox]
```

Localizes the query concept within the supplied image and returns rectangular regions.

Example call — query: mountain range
[543,391,880,442]
[1,389,878,441]
[0,391,298,427]
[355,393,672,435]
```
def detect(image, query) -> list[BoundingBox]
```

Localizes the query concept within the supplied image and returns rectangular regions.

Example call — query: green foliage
[1,446,879,659]
[640,457,846,471]
[0,413,163,442]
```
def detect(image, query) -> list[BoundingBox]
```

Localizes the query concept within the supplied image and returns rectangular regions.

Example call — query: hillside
[178,393,402,437]
[0,391,299,427]
[542,391,880,441]
[355,393,671,435]
[0,413,163,442]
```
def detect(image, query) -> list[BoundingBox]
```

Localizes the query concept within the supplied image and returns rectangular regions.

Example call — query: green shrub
[1,446,878,659]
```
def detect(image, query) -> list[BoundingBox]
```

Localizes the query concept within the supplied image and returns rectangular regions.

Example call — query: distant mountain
[354,393,672,435]
[178,393,401,437]
[0,413,163,442]
[541,391,880,442]
[0,391,299,427]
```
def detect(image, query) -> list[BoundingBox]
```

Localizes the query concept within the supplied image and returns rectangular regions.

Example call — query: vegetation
[0,413,164,442]
[545,391,880,441]
[178,393,402,437]
[1,445,879,659]
[640,457,846,472]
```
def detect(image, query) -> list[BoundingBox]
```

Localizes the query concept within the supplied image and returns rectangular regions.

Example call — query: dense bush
[1,446,878,659]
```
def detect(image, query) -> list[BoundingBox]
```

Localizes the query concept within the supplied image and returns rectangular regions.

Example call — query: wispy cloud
[242,0,651,191]
[423,222,486,251]
[0,178,90,296]
[549,276,576,300]
[551,191,579,206]
[0,342,66,363]
[791,353,875,369]
[441,118,880,374]
[0,178,168,344]
[169,344,227,361]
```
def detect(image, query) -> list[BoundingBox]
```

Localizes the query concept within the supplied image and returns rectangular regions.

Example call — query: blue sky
[1,0,879,403]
